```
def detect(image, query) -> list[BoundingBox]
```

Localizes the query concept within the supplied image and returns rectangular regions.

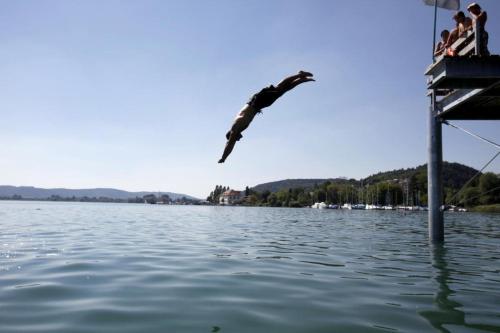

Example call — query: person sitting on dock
[218,71,315,163]
[467,2,489,56]
[444,11,473,53]
[435,30,450,56]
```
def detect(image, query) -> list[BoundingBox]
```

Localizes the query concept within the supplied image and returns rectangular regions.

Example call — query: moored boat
[311,202,328,209]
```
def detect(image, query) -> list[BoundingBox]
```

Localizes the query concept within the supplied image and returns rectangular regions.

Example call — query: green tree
[143,194,157,204]
[276,190,290,206]
[460,187,481,206]
[479,173,500,204]
[261,190,271,203]
[246,194,259,205]
[160,194,171,203]
[267,193,278,206]
[297,192,311,206]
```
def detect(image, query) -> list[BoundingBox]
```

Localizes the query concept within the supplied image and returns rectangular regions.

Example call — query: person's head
[441,29,450,41]
[467,3,481,15]
[453,11,466,23]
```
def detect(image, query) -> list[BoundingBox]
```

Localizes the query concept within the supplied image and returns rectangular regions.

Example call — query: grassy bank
[470,204,500,213]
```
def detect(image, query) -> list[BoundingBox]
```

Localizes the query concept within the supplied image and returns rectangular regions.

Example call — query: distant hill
[252,178,355,193]
[363,162,478,189]
[0,186,198,201]
[251,162,479,193]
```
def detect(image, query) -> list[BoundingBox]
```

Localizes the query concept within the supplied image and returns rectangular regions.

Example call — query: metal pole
[473,20,481,56]
[428,91,444,242]
[432,1,438,62]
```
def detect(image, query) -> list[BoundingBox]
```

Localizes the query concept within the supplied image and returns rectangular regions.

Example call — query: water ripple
[0,202,499,333]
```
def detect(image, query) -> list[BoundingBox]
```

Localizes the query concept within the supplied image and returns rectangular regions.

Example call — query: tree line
[0,193,200,205]
[206,185,229,203]
[208,171,500,208]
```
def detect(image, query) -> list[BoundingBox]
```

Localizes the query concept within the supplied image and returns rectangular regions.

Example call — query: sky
[1,0,499,198]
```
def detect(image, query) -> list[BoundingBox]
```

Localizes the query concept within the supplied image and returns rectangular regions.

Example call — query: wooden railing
[435,20,485,63]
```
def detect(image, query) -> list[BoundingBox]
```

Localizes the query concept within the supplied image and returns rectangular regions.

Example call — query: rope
[442,120,500,150]
[442,121,500,205]
[446,151,500,205]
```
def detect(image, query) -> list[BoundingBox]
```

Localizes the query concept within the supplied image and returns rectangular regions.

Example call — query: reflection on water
[420,244,500,333]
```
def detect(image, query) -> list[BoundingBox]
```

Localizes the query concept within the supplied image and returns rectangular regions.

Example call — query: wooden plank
[437,81,500,120]
[427,57,500,89]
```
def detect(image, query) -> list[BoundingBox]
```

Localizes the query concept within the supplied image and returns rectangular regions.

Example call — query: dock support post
[428,92,444,242]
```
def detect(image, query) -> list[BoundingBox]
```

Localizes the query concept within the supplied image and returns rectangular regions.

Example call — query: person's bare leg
[286,76,315,90]
[275,71,314,91]
[218,135,239,163]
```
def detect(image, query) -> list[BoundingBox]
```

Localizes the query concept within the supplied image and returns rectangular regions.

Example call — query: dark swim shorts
[247,85,285,110]
[226,130,243,141]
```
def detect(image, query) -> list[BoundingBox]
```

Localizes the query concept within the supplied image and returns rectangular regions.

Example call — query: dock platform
[424,20,500,242]
[426,56,500,120]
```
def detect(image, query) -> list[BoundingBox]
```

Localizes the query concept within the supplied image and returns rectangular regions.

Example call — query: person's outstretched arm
[218,135,238,163]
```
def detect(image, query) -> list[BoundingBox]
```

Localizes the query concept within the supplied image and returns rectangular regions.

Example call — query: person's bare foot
[299,70,313,77]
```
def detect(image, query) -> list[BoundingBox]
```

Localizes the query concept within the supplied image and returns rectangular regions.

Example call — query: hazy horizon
[0,159,488,199]
[2,0,499,198]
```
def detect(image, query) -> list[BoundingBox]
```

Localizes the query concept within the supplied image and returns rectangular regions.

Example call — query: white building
[219,189,244,205]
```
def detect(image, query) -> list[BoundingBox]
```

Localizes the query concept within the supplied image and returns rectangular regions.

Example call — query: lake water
[0,201,499,333]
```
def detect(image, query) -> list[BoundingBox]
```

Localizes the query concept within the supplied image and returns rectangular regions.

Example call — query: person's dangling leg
[250,71,315,110]
[275,71,314,91]
[285,76,315,91]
